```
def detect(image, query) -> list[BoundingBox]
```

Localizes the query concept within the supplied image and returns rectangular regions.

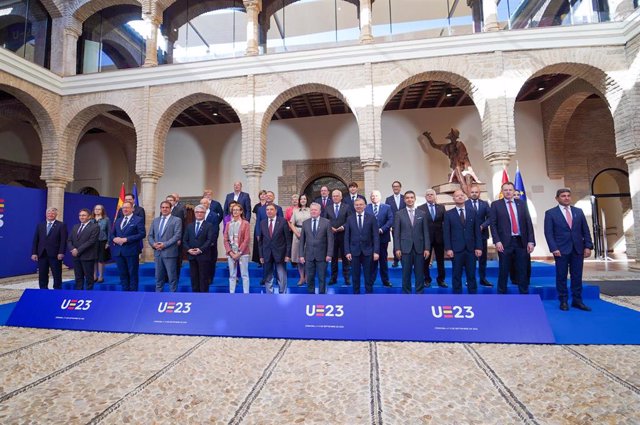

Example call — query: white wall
[72,133,130,197]
[0,120,41,165]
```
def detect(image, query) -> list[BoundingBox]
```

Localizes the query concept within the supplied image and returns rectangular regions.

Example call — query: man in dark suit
[385,180,405,267]
[444,190,483,294]
[465,184,493,287]
[299,203,334,294]
[393,191,431,294]
[366,190,394,287]
[223,181,252,222]
[418,189,447,288]
[67,208,99,290]
[167,193,186,221]
[344,181,367,208]
[490,181,535,295]
[259,204,292,294]
[544,188,593,311]
[116,193,146,226]
[183,204,214,293]
[314,186,331,213]
[148,201,183,292]
[111,201,146,291]
[254,191,284,239]
[345,198,379,294]
[31,207,67,289]
[201,196,223,282]
[324,189,353,285]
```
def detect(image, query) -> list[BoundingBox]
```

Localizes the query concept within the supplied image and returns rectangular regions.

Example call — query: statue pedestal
[432,182,489,207]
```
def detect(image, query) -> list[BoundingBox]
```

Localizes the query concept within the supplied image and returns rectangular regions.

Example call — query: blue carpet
[543,299,640,344]
[0,302,16,326]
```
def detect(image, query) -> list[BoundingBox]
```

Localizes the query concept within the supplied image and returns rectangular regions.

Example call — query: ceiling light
[445,87,453,97]
[284,102,291,110]
[212,107,219,116]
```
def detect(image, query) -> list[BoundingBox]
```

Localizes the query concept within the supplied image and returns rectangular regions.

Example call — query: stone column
[139,174,160,261]
[482,0,500,31]
[243,0,262,56]
[485,152,512,200]
[359,0,374,44]
[142,14,161,67]
[50,16,82,76]
[624,153,640,264]
[243,166,264,208]
[46,178,69,218]
[362,160,381,196]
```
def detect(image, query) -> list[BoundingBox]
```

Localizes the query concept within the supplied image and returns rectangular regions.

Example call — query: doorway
[591,168,631,258]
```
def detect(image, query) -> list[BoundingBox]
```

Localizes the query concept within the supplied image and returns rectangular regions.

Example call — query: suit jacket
[490,198,535,248]
[223,192,252,222]
[444,207,482,253]
[110,215,146,257]
[365,203,394,243]
[148,214,182,258]
[393,208,431,254]
[345,212,380,256]
[344,194,367,209]
[32,220,67,257]
[223,218,251,256]
[385,193,406,216]
[314,196,332,213]
[544,205,593,255]
[171,202,186,222]
[117,205,146,226]
[299,217,334,261]
[204,200,224,239]
[417,203,445,245]
[183,221,214,260]
[67,221,99,260]
[259,217,292,262]
[323,202,352,231]
[254,203,284,238]
[466,198,491,239]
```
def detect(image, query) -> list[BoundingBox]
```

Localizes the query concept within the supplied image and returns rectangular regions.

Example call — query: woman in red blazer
[224,204,251,293]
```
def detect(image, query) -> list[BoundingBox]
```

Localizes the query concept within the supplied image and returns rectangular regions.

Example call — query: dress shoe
[560,302,569,311]
[424,281,432,288]
[391,261,399,268]
[437,281,448,288]
[297,281,306,287]
[571,301,592,311]
[480,279,493,287]
[383,281,393,287]
[96,278,104,283]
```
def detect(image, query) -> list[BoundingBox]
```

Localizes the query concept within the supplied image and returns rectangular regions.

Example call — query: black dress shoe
[437,281,448,288]
[391,262,399,268]
[383,281,393,287]
[424,281,432,288]
[571,301,592,311]
[560,302,569,311]
[480,279,493,287]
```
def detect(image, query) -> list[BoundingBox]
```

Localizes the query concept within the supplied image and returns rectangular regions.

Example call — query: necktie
[195,221,201,236]
[473,200,478,211]
[565,207,572,228]
[312,219,317,236]
[430,204,435,220]
[409,209,414,225]
[335,204,339,217]
[46,222,52,235]
[77,223,85,235]
[459,208,465,226]
[352,196,356,202]
[373,205,378,217]
[121,217,129,230]
[358,214,363,230]
[508,201,519,234]
[269,219,274,237]
[322,198,327,207]
[159,216,166,236]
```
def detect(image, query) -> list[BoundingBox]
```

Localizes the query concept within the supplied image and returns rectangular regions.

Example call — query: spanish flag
[498,167,510,199]
[114,182,126,219]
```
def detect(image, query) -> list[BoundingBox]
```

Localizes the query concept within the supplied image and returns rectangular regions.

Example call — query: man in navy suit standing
[67,208,99,290]
[259,204,292,294]
[183,205,215,293]
[200,196,223,283]
[223,181,252,222]
[544,188,593,311]
[32,207,68,289]
[366,190,394,287]
[344,182,367,208]
[324,189,353,285]
[444,190,483,294]
[345,198,379,294]
[466,184,493,287]
[418,189,447,288]
[490,181,535,295]
[385,180,405,268]
[111,201,146,291]
[314,186,331,214]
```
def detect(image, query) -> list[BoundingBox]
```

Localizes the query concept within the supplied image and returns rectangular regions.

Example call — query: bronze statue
[419,128,481,195]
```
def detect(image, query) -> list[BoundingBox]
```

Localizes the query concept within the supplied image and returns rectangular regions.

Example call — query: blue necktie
[159,216,166,236]
[312,219,317,236]
[335,204,339,217]
[195,221,201,236]
[358,214,363,230]
[373,205,378,217]
[46,222,52,235]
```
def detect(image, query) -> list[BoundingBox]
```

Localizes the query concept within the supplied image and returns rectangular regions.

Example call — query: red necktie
[508,201,519,234]
[269,219,274,237]
[565,207,572,228]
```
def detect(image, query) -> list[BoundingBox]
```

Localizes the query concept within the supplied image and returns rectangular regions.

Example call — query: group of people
[32,180,593,311]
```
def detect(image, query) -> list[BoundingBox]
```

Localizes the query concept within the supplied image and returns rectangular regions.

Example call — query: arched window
[0,0,51,68]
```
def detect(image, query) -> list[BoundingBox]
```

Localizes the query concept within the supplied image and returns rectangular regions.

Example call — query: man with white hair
[365,190,394,287]
[31,207,67,289]
[183,204,215,293]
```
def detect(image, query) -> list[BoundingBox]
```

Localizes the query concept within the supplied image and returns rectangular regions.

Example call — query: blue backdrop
[0,185,118,278]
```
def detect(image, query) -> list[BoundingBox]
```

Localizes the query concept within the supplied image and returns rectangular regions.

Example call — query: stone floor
[1,264,639,424]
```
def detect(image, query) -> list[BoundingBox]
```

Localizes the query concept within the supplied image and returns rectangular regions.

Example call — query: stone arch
[70,0,142,23]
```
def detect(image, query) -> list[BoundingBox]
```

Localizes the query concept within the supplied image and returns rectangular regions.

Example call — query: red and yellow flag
[498,167,510,199]
[115,182,126,218]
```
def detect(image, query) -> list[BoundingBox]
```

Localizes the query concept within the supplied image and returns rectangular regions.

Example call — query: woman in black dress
[251,190,268,265]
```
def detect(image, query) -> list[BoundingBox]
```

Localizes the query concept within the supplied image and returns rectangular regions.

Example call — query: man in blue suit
[259,204,292,294]
[444,190,483,294]
[366,190,394,287]
[223,181,252,222]
[31,207,67,289]
[490,182,535,295]
[344,182,367,209]
[465,184,493,287]
[345,198,380,294]
[201,196,223,283]
[148,201,183,292]
[544,188,593,311]
[385,180,405,268]
[183,204,215,293]
[111,201,146,291]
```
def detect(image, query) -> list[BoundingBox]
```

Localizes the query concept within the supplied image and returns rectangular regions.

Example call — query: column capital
[243,0,262,12]
[484,151,512,165]
[361,159,381,170]
[243,164,265,176]
[45,177,70,189]
[138,173,162,182]
[621,150,640,163]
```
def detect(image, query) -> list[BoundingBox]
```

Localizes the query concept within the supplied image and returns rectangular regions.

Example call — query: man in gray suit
[148,201,183,292]
[67,208,99,290]
[299,202,334,294]
[393,191,431,294]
